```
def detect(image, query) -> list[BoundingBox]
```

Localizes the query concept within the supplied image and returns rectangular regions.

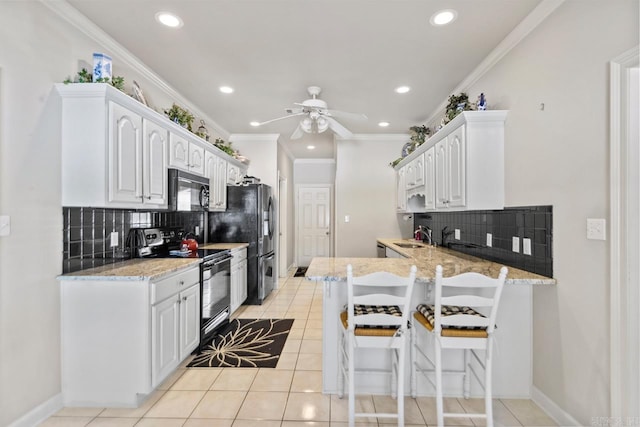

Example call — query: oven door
[200,256,231,340]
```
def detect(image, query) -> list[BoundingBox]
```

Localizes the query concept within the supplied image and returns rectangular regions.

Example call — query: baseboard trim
[8,393,63,427]
[531,385,580,426]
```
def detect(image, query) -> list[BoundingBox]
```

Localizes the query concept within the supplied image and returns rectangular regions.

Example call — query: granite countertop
[306,238,556,285]
[200,243,249,250]
[58,258,202,281]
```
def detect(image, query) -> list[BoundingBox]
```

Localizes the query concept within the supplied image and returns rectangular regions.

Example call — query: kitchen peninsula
[306,239,555,398]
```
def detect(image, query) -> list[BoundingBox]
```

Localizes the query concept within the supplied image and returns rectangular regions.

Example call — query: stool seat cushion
[340,304,402,336]
[414,304,489,338]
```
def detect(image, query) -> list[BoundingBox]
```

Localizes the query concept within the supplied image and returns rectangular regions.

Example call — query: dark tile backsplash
[414,206,553,277]
[62,207,205,274]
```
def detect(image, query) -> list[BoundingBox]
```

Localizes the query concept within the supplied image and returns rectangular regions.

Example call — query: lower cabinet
[60,263,200,407]
[230,248,248,313]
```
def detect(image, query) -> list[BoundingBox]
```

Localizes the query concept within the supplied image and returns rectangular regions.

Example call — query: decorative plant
[444,92,473,123]
[390,157,403,168]
[409,125,431,148]
[63,68,126,92]
[164,103,194,131]
[213,138,236,157]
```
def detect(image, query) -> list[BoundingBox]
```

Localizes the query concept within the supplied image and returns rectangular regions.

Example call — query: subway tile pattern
[62,207,205,274]
[414,205,553,277]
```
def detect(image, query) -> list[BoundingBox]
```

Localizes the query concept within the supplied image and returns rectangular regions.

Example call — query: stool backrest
[434,265,508,334]
[346,264,418,331]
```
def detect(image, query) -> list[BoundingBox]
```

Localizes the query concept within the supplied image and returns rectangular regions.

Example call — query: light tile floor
[41,269,558,427]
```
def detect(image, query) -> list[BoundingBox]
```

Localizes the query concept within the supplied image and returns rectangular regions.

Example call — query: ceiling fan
[257,86,367,139]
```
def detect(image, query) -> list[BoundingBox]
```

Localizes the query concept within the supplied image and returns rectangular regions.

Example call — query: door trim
[295,184,334,266]
[278,172,288,277]
[609,45,639,418]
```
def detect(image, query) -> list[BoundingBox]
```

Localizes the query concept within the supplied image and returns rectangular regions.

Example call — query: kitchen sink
[394,242,424,249]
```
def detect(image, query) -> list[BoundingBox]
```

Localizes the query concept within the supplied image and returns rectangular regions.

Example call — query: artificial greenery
[389,157,403,168]
[213,138,236,157]
[164,103,195,131]
[409,125,431,148]
[445,92,473,123]
[63,68,125,92]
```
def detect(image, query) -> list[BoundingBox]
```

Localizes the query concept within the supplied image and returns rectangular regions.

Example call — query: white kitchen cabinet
[396,166,407,212]
[169,133,206,176]
[205,150,227,211]
[230,248,248,313]
[227,164,241,185]
[60,263,201,407]
[55,83,242,208]
[385,247,406,259]
[406,153,425,189]
[396,111,507,212]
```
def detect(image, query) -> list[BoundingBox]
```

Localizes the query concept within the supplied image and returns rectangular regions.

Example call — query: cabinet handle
[182,296,187,301]
[145,196,151,200]
[179,280,184,286]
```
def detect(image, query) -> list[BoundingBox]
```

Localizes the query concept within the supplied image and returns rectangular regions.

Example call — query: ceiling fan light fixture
[395,86,411,94]
[300,117,313,133]
[430,9,457,26]
[316,116,329,133]
[155,12,183,28]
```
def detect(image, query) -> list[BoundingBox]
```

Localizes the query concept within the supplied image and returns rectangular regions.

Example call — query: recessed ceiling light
[378,121,390,127]
[250,121,260,127]
[395,86,411,94]
[307,145,315,150]
[219,86,234,94]
[155,12,183,28]
[430,9,457,26]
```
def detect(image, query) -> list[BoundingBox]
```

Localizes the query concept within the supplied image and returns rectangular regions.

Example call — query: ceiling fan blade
[326,109,368,121]
[258,112,305,126]
[290,124,304,140]
[285,107,304,114]
[326,117,353,139]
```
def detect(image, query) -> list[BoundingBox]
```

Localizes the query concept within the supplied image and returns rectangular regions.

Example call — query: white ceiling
[67,0,542,159]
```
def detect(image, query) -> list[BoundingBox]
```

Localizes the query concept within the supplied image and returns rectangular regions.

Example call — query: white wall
[229,134,279,190]
[433,1,637,423]
[294,159,336,184]
[335,136,408,257]
[277,144,295,271]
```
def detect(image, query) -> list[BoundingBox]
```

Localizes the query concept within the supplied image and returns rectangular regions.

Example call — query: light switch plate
[586,218,606,240]
[455,229,461,240]
[523,238,532,255]
[344,215,350,223]
[486,233,492,247]
[0,215,10,237]
[512,236,520,253]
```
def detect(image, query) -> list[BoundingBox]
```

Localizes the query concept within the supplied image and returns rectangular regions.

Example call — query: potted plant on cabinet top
[164,103,194,131]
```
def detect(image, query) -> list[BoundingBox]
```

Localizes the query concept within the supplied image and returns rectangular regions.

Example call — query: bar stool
[410,265,508,427]
[337,264,417,427]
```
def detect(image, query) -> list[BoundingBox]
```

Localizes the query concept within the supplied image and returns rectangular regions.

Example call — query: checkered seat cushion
[340,304,403,337]
[413,303,490,338]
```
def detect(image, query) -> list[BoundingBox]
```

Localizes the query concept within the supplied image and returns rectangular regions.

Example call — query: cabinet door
[230,262,239,314]
[189,143,205,176]
[204,150,218,210]
[396,166,407,212]
[414,154,425,187]
[405,163,415,189]
[227,165,239,185]
[424,147,436,210]
[143,120,168,206]
[447,125,466,208]
[215,157,228,210]
[238,259,247,306]
[152,296,180,387]
[108,102,143,204]
[434,140,448,209]
[179,284,200,359]
[169,133,189,171]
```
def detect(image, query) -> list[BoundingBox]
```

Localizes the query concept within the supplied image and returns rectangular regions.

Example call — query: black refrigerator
[208,184,275,305]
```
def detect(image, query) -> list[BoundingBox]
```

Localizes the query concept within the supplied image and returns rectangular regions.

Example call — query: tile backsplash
[414,206,553,277]
[62,207,204,274]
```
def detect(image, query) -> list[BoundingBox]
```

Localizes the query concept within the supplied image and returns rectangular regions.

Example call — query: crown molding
[40,0,231,140]
[425,0,566,125]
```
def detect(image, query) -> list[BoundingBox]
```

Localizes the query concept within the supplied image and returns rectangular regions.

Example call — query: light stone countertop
[58,258,202,281]
[306,238,556,285]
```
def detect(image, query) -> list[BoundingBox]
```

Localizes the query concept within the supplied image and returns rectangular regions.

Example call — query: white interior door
[297,186,331,267]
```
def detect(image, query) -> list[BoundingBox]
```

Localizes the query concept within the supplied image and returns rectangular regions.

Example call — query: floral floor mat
[187,318,294,368]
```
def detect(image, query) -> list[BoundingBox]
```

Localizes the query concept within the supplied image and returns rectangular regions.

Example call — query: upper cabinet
[396,111,507,212]
[205,151,227,212]
[55,83,244,209]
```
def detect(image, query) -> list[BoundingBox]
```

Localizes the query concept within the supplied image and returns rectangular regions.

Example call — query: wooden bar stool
[410,265,508,427]
[337,264,417,427]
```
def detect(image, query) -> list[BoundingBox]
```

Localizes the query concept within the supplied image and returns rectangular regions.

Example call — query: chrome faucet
[414,225,433,245]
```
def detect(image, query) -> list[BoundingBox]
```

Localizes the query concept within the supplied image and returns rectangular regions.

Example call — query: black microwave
[168,169,209,211]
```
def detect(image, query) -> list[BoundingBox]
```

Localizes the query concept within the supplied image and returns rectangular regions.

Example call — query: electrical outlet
[523,238,532,255]
[344,215,350,223]
[512,236,520,253]
[586,218,606,240]
[486,233,492,247]
[0,215,10,237]
[454,229,461,240]
[110,232,119,247]
[195,226,200,235]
